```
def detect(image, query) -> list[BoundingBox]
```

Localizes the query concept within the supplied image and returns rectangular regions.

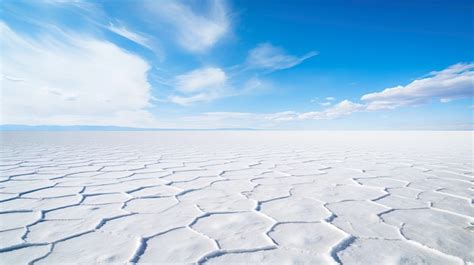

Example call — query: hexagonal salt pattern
[0,131,472,264]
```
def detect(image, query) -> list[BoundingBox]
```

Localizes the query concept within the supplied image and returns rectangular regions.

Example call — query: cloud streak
[246,43,318,71]
[0,22,159,127]
[147,0,230,53]
[361,62,474,110]
[266,100,364,121]
[107,23,151,48]
[169,67,229,105]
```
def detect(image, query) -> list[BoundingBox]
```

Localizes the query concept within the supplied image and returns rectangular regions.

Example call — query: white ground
[0,131,472,265]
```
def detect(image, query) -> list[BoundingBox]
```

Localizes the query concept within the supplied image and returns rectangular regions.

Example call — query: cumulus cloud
[361,62,474,110]
[0,22,158,127]
[169,67,228,105]
[147,0,229,53]
[246,43,318,71]
[259,63,474,125]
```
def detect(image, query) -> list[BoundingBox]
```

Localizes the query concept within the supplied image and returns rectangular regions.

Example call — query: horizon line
[1,124,473,132]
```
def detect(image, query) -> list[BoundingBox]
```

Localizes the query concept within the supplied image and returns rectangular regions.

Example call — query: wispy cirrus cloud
[146,0,230,53]
[168,67,270,105]
[41,0,92,8]
[169,67,229,105]
[246,43,318,71]
[361,62,474,110]
[266,100,364,121]
[175,67,227,93]
[172,100,364,128]
[107,23,150,48]
[0,22,159,127]
[310,96,335,106]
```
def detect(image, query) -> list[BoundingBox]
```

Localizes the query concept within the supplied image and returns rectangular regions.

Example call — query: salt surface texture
[0,131,472,264]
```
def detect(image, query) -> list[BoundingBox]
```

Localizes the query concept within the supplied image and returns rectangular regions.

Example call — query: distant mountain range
[0,124,258,131]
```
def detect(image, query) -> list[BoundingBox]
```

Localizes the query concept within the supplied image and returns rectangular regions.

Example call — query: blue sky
[1,0,473,129]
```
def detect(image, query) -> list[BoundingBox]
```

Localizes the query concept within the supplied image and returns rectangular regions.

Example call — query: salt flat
[0,131,472,265]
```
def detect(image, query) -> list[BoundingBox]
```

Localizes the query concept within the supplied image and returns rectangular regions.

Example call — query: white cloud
[175,67,227,93]
[169,67,228,105]
[439,98,452,103]
[148,0,229,53]
[42,0,100,16]
[180,112,260,128]
[175,100,365,128]
[361,62,474,110]
[43,0,84,3]
[246,43,318,71]
[169,93,222,106]
[0,22,159,127]
[107,23,150,48]
[42,0,87,5]
[169,67,269,106]
[265,100,364,122]
[265,111,299,122]
[298,100,364,120]
[311,97,334,105]
[257,63,474,125]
